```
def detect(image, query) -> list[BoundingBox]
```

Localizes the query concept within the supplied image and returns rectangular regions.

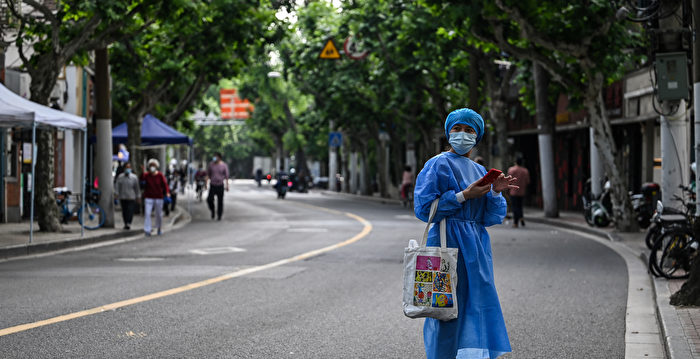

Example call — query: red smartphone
[475,169,502,186]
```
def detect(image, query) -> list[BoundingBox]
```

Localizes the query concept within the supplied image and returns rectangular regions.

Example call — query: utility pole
[0,47,5,84]
[657,2,691,210]
[533,63,558,217]
[694,0,700,216]
[94,47,115,228]
[328,120,337,191]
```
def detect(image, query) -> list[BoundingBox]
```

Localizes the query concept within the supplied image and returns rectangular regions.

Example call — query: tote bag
[403,199,459,321]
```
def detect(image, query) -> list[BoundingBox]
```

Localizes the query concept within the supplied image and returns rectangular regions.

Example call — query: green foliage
[111,0,278,124]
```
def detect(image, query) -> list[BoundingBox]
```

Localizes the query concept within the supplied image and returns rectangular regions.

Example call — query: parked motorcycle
[630,182,661,229]
[583,179,613,227]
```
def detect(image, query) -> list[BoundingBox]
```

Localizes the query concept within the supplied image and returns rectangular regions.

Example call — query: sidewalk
[523,207,699,359]
[0,204,191,260]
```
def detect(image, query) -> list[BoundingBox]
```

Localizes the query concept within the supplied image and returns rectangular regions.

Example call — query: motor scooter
[276,174,290,199]
[630,182,661,229]
[583,179,613,227]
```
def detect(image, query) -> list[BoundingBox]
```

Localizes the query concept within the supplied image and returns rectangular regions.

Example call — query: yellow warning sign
[319,39,341,59]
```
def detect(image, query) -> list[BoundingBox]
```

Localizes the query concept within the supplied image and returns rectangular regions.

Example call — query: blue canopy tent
[112,114,193,146]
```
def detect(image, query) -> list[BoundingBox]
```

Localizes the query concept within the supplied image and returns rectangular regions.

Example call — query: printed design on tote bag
[440,258,451,272]
[416,255,441,271]
[414,255,455,309]
[433,272,452,293]
[414,283,433,306]
[415,270,434,283]
[431,293,454,308]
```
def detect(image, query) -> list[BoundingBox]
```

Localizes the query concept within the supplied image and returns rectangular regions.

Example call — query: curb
[0,229,143,259]
[652,276,695,359]
[0,208,193,261]
[318,190,402,205]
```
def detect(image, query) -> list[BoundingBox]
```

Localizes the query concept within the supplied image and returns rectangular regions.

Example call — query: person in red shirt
[507,157,531,228]
[140,158,170,236]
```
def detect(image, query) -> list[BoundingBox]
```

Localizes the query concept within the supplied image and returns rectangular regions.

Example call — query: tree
[111,0,277,173]
[468,0,644,231]
[5,0,162,231]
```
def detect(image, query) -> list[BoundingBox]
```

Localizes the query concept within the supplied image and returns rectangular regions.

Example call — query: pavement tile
[625,342,666,358]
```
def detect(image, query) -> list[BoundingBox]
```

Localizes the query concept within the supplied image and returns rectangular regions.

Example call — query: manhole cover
[115,257,165,262]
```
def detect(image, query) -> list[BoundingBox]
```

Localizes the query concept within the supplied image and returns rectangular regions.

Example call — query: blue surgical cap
[444,108,485,144]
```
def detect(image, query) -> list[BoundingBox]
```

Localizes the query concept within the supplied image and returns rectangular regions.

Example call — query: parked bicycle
[647,186,697,279]
[55,186,105,230]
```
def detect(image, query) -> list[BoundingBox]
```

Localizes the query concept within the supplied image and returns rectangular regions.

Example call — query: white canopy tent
[0,83,88,242]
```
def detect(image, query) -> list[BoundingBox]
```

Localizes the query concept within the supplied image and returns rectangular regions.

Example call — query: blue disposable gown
[414,151,511,359]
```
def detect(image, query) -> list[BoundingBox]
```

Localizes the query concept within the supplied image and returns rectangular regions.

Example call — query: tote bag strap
[420,199,447,249]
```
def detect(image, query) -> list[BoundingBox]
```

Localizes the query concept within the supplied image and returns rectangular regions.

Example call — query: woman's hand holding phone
[462,181,491,199]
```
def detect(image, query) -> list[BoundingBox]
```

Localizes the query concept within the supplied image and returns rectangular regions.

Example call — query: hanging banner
[220,89,255,120]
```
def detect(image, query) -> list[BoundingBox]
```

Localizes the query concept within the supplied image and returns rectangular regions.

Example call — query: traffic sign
[319,39,341,59]
[329,132,343,147]
[343,36,368,60]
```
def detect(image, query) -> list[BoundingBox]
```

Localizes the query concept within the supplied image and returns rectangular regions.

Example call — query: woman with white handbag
[413,108,518,359]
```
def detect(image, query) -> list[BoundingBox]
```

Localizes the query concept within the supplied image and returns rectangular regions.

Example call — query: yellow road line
[0,205,372,337]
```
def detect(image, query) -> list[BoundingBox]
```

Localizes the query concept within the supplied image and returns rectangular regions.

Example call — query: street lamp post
[694,0,700,216]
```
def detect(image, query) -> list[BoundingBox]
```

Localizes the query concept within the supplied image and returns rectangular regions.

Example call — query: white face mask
[149,166,156,173]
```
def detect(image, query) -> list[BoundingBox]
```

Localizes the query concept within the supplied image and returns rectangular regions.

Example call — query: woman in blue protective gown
[414,108,518,359]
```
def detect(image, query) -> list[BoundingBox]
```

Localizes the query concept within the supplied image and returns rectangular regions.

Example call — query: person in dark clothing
[163,174,179,216]
[507,157,531,228]
[114,162,140,230]
[207,152,229,220]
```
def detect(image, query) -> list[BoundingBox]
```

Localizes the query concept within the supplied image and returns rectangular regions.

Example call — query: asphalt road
[0,180,627,358]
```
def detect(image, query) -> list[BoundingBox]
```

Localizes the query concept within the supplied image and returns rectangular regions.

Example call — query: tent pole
[81,128,86,237]
[29,121,36,244]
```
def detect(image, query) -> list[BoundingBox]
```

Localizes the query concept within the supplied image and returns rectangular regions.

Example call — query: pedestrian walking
[414,108,518,359]
[195,165,207,201]
[163,173,179,216]
[207,152,229,220]
[114,162,140,230]
[141,159,170,236]
[400,165,414,207]
[507,157,531,228]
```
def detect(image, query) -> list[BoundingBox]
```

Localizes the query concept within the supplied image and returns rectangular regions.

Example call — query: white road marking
[286,228,328,233]
[189,247,247,255]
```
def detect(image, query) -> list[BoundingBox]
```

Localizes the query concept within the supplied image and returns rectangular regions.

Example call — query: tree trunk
[360,145,372,196]
[35,130,61,231]
[282,101,309,177]
[481,55,513,171]
[127,112,145,175]
[584,77,638,231]
[670,220,700,306]
[534,63,559,217]
[375,138,388,198]
[491,98,510,170]
[29,68,62,232]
